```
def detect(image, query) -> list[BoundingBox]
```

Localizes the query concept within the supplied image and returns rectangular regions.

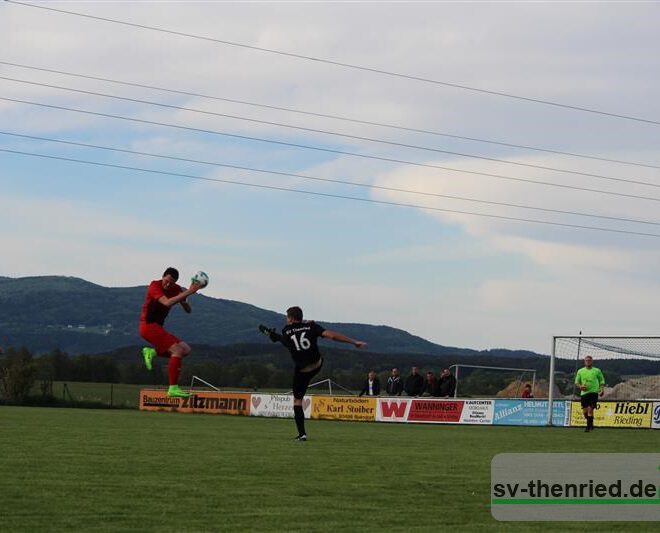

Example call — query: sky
[2,1,660,354]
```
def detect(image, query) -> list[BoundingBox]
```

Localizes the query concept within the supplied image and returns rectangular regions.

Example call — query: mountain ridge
[0,275,544,358]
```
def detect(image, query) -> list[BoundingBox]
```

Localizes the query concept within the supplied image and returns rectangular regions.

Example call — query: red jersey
[140,280,183,325]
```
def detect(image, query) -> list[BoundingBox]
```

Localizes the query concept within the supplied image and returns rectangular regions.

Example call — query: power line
[4,95,660,204]
[2,60,657,171]
[5,130,660,228]
[5,0,660,127]
[4,146,660,239]
[4,75,659,188]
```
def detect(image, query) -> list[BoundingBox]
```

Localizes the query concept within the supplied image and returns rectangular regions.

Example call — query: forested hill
[0,275,543,358]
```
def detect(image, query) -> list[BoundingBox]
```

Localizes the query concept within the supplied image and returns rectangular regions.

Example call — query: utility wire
[4,95,660,204]
[3,75,658,188]
[4,0,659,126]
[5,130,660,227]
[4,147,660,239]
[2,60,657,171]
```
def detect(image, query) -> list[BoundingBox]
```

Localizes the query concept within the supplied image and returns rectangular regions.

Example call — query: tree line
[2,345,648,405]
[1,346,512,403]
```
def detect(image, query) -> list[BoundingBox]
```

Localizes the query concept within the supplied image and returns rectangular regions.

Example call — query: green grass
[1,407,658,532]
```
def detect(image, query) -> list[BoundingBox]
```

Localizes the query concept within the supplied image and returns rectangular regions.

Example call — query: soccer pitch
[1,407,657,532]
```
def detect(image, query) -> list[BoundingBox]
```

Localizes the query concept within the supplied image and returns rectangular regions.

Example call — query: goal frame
[547,335,660,426]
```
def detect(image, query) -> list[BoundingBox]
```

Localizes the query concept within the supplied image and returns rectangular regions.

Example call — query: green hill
[0,275,501,356]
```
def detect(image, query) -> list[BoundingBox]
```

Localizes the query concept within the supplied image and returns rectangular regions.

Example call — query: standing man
[140,267,202,398]
[437,368,457,398]
[386,368,403,396]
[404,366,424,397]
[359,371,380,397]
[259,306,367,441]
[422,371,437,396]
[575,355,605,432]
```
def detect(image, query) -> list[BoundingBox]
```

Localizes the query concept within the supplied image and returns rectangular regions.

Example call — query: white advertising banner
[459,399,494,425]
[249,394,311,419]
[653,402,660,429]
[376,398,412,423]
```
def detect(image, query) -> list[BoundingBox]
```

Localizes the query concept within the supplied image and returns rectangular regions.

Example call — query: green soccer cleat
[167,385,191,398]
[142,347,156,371]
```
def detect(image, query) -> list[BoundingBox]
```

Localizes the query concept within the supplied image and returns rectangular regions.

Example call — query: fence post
[110,383,114,407]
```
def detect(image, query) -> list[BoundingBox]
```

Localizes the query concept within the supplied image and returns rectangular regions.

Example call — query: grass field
[1,406,658,532]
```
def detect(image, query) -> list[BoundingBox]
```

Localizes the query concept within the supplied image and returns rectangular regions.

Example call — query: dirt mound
[602,375,660,400]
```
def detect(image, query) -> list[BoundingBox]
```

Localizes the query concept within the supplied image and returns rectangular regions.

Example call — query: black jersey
[281,321,326,369]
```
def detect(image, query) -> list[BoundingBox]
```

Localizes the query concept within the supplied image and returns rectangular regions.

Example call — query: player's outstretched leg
[166,342,192,398]
[142,347,156,371]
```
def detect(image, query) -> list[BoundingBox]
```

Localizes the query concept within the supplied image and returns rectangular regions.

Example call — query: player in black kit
[259,306,367,441]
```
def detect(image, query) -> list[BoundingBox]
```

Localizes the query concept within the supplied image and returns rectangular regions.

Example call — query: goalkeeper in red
[140,267,202,398]
[260,306,367,441]
[575,355,605,432]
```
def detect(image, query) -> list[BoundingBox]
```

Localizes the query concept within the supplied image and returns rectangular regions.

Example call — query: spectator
[521,383,533,398]
[359,370,381,397]
[404,366,424,397]
[422,371,437,396]
[437,368,457,398]
[386,367,403,396]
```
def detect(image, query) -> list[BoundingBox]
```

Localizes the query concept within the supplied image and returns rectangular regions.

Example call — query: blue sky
[2,1,660,353]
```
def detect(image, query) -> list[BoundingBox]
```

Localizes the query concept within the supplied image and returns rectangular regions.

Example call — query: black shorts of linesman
[259,306,367,441]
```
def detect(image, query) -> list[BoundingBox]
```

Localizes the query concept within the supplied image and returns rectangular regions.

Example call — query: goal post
[548,335,660,425]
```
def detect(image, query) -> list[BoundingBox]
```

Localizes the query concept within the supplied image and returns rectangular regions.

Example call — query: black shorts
[580,392,599,409]
[292,359,323,400]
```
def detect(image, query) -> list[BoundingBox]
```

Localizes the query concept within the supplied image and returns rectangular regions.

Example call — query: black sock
[294,405,305,436]
[587,416,594,429]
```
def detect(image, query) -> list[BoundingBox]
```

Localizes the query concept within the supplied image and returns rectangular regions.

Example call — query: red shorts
[139,323,180,356]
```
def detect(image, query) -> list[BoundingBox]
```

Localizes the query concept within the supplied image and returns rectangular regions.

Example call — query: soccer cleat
[142,347,156,371]
[167,385,191,398]
[294,434,308,442]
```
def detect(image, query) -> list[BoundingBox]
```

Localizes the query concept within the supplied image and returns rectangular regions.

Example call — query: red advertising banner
[408,399,464,423]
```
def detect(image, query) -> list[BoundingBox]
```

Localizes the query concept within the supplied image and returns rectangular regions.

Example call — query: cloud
[3,2,660,353]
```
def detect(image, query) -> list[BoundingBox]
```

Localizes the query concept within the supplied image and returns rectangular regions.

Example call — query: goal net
[450,364,538,398]
[551,336,660,401]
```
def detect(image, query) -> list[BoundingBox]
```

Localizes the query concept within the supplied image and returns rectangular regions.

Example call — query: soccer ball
[191,271,209,288]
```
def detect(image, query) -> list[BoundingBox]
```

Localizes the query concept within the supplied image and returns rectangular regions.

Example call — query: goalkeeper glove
[258,324,281,342]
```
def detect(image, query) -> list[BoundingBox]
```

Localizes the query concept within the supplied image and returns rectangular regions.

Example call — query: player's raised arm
[322,329,367,349]
[157,282,200,308]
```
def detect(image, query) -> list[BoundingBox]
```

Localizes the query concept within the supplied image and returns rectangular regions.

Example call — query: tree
[0,347,37,403]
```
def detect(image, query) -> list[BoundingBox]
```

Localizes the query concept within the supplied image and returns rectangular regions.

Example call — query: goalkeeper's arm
[258,324,282,343]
